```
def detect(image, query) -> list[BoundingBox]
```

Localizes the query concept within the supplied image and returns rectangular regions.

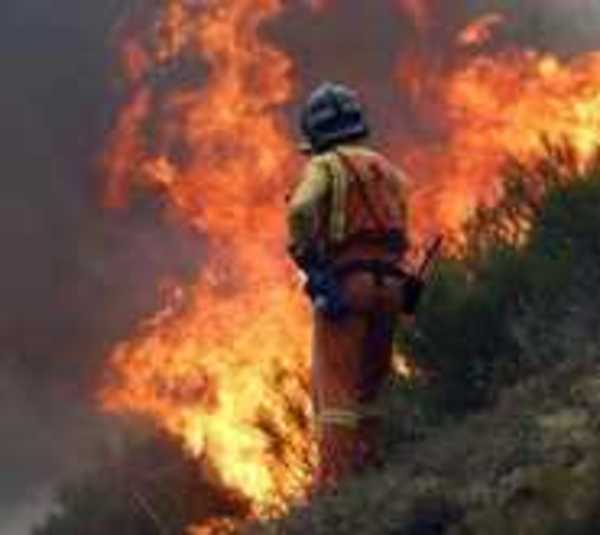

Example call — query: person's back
[309,144,407,262]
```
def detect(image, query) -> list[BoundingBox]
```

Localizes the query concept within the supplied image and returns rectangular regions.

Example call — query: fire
[406,24,600,238]
[99,0,600,531]
[101,0,314,520]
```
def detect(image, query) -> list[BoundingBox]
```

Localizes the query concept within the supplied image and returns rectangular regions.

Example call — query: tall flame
[101,0,314,518]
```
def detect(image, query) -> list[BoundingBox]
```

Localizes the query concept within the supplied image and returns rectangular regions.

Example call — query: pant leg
[311,273,401,489]
[355,312,396,470]
[312,308,367,489]
[341,270,401,412]
[359,312,395,405]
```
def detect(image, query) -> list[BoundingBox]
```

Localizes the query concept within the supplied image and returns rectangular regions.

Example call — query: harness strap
[324,151,407,255]
[335,150,389,233]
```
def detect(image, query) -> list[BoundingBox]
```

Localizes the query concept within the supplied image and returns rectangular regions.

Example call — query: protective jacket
[288,143,409,489]
[288,145,407,258]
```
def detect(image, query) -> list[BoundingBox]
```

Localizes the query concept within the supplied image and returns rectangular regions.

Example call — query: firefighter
[287,82,418,490]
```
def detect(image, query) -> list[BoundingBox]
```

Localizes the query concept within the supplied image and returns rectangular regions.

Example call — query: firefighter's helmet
[300,82,369,153]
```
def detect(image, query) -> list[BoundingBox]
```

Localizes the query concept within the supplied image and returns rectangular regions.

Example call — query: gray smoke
[0,1,202,533]
[462,0,600,54]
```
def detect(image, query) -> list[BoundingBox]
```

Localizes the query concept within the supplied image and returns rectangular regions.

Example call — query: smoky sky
[276,0,600,147]
[0,1,202,532]
[3,1,600,533]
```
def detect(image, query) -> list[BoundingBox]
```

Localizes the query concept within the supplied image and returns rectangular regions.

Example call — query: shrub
[399,143,600,421]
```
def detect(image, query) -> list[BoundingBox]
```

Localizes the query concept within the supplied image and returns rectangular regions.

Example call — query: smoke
[273,0,411,145]
[273,0,600,163]
[460,0,600,54]
[0,1,202,533]
[0,485,55,535]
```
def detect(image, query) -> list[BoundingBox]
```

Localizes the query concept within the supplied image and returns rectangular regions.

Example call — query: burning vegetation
[88,0,600,532]
[102,0,314,518]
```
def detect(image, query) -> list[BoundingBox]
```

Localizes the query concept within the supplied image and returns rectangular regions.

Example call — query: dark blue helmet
[300,82,370,153]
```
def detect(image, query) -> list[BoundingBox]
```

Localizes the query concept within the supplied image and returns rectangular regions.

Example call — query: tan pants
[312,267,404,490]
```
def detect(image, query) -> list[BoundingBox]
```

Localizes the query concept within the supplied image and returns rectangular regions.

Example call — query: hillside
[251,352,600,534]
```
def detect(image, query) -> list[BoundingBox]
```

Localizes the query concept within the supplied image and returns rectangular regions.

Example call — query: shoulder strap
[334,149,387,232]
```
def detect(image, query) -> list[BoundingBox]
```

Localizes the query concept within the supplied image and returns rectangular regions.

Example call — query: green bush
[400,144,600,420]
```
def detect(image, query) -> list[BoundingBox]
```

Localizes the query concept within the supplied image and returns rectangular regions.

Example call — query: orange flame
[407,48,600,237]
[101,0,314,519]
